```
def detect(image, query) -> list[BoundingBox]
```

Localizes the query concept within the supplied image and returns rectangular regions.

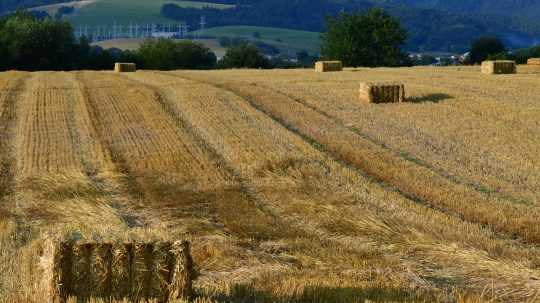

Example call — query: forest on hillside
[163,0,540,52]
[0,0,72,13]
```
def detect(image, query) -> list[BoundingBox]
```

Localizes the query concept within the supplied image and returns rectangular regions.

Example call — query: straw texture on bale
[527,58,540,65]
[481,60,516,74]
[359,82,405,104]
[40,240,193,303]
[315,61,343,72]
[114,63,136,73]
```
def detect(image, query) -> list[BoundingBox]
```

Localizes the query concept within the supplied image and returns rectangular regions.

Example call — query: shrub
[218,44,271,69]
[469,37,506,64]
[138,38,216,70]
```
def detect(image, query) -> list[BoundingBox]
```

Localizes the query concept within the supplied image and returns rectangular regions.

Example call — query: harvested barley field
[1,66,540,302]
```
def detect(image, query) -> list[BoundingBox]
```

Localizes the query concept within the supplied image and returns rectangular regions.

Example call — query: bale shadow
[408,93,453,103]
[202,283,439,303]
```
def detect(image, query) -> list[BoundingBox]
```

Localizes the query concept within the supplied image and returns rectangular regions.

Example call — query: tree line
[1,10,539,71]
[0,11,309,71]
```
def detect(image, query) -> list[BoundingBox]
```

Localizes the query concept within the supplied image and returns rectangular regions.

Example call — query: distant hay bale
[114,63,136,73]
[40,240,194,303]
[527,58,540,65]
[481,60,516,74]
[315,61,343,72]
[359,82,406,104]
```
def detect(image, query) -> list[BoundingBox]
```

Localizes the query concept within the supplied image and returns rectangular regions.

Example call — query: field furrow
[76,72,296,243]
[16,73,82,177]
[0,72,27,206]
[125,71,540,301]
[255,67,540,205]
[172,70,540,246]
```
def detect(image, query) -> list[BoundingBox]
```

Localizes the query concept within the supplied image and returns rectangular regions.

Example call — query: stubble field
[0,66,540,302]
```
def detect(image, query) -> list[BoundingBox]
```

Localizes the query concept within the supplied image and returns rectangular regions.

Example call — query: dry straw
[481,60,516,74]
[40,239,194,303]
[114,63,137,73]
[359,82,406,104]
[527,58,540,65]
[315,61,343,72]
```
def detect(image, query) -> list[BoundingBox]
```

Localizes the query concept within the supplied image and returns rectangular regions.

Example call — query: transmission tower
[198,16,206,39]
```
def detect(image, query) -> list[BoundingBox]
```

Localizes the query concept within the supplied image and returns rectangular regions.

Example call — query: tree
[0,11,77,70]
[138,38,216,70]
[513,45,540,64]
[320,8,408,67]
[218,44,270,68]
[469,37,506,64]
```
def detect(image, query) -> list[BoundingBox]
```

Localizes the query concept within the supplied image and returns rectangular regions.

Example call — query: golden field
[1,66,540,302]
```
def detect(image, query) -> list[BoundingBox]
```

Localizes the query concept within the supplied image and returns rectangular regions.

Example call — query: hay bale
[40,240,194,303]
[71,243,92,300]
[315,61,343,72]
[359,82,405,104]
[89,243,112,297]
[40,240,72,303]
[481,60,516,74]
[527,58,540,65]
[114,63,136,73]
[132,243,153,299]
[168,241,195,301]
[111,244,132,299]
[149,242,173,301]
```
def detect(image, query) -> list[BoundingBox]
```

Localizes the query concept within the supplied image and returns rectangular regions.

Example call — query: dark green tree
[469,37,506,64]
[321,9,408,67]
[218,43,270,68]
[513,45,540,64]
[138,38,216,70]
[0,11,76,70]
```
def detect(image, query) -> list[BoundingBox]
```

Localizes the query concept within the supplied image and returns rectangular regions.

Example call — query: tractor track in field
[72,73,150,228]
[162,72,540,246]
[78,72,287,239]
[255,82,533,207]
[112,72,300,240]
[123,72,432,251]
[0,74,32,246]
[0,77,27,204]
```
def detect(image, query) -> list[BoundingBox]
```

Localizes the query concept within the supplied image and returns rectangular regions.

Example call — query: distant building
[151,32,175,38]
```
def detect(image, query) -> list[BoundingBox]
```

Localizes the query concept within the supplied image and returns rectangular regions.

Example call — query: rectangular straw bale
[114,63,136,73]
[149,242,173,301]
[41,240,72,303]
[481,60,516,74]
[168,241,194,301]
[359,82,405,104]
[71,243,92,300]
[41,240,194,303]
[89,243,112,297]
[315,61,343,72]
[132,243,154,299]
[527,58,540,65]
[111,244,132,299]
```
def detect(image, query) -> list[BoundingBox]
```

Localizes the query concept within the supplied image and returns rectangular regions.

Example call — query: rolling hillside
[192,26,322,54]
[378,0,540,18]
[160,0,540,52]
[66,0,232,28]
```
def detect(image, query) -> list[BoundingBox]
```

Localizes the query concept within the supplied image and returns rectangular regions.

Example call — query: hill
[2,66,540,302]
[193,26,322,54]
[65,0,232,28]
[160,0,540,52]
[379,0,540,18]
